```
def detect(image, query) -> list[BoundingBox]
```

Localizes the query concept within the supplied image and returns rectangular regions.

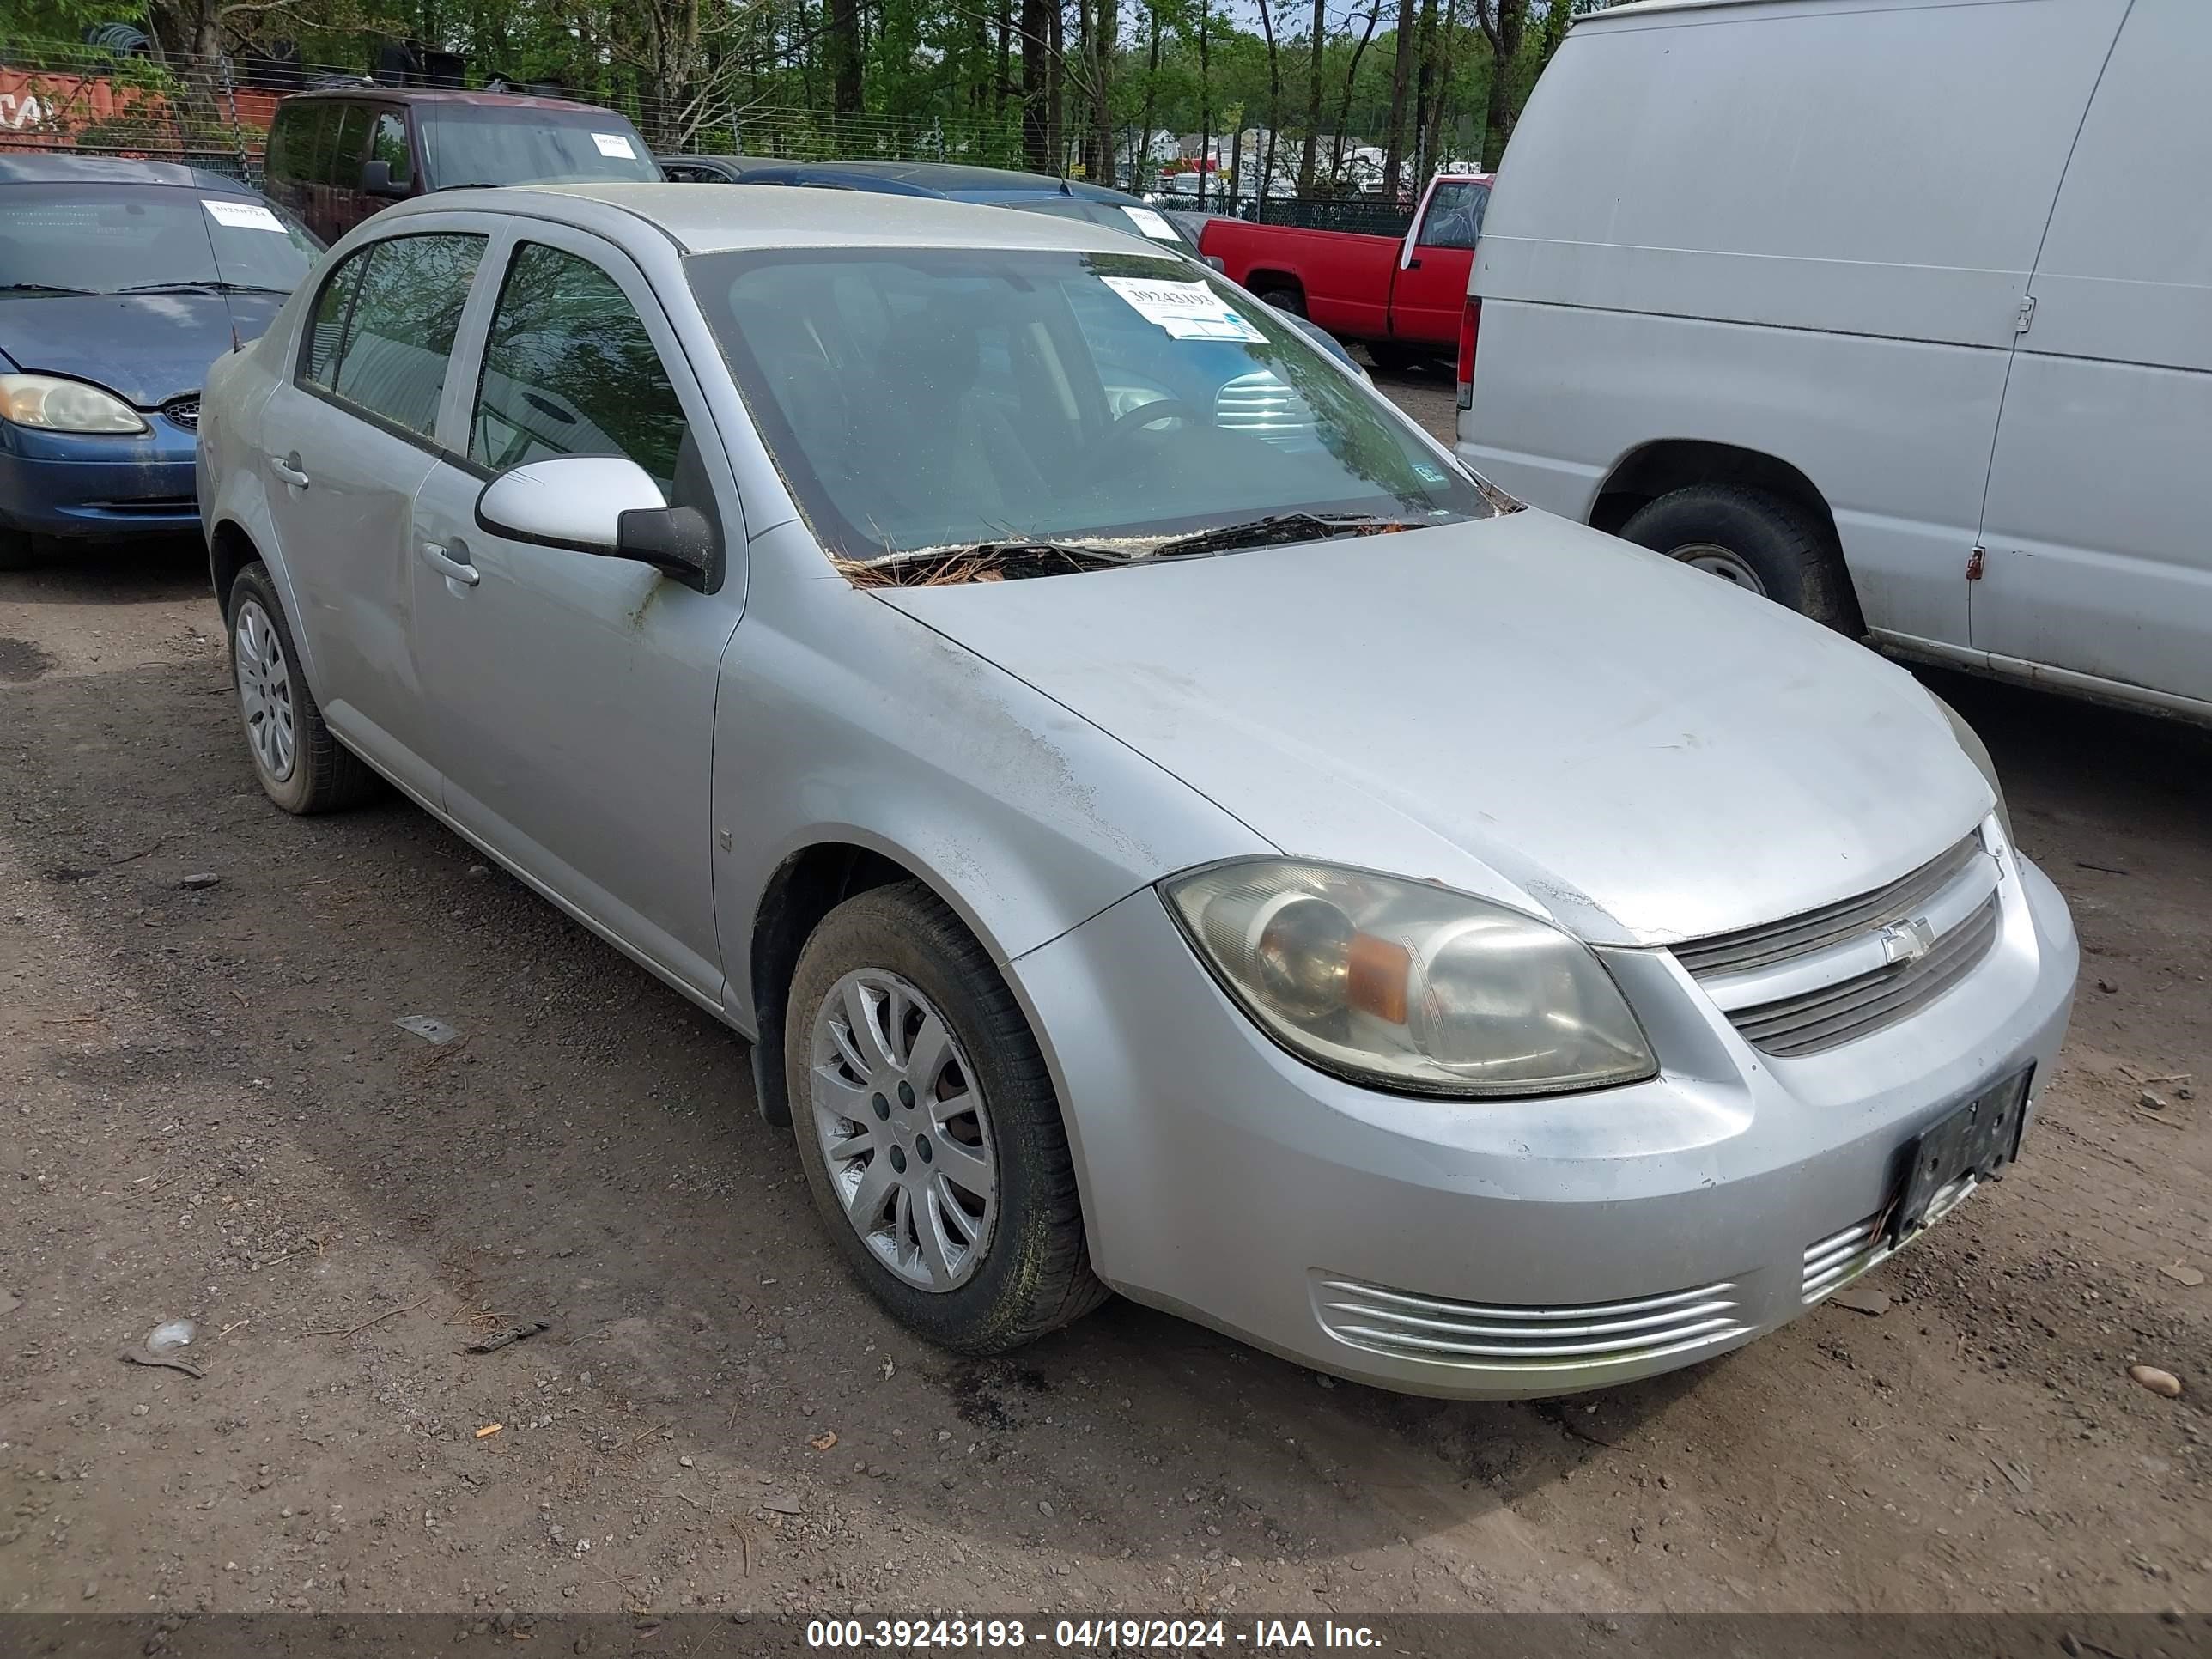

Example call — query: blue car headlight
[0,373,149,434]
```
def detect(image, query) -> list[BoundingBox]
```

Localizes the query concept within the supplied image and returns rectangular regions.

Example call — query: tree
[1471,0,1525,169]
[1378,0,1417,198]
[1018,0,1049,167]
[829,0,865,114]
[1296,0,1323,191]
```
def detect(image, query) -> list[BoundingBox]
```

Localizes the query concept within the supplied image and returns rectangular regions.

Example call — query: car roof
[403,181,1164,257]
[0,153,263,191]
[780,160,1082,197]
[278,87,619,112]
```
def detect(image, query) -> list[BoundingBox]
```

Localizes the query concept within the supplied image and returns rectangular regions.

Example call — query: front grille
[1674,834,1983,978]
[1802,1213,1885,1303]
[1727,891,2000,1057]
[163,397,200,430]
[1311,1272,1749,1371]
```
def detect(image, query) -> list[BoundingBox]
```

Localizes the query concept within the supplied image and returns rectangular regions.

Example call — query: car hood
[881,510,1994,947]
[0,290,283,407]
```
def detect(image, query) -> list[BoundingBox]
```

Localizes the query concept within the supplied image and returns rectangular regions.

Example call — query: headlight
[1929,692,2014,848]
[0,373,148,434]
[1163,860,1657,1097]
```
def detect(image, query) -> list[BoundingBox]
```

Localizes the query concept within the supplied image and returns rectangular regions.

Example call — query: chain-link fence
[1254,196,1416,238]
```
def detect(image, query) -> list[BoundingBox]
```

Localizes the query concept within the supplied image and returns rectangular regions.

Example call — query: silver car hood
[882,510,1993,946]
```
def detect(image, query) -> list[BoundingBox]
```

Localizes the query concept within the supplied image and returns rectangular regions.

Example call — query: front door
[1970,3,2212,711]
[258,228,489,801]
[408,227,745,1002]
[1388,178,1486,349]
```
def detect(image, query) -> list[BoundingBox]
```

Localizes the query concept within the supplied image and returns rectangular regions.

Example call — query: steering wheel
[1085,397,1204,484]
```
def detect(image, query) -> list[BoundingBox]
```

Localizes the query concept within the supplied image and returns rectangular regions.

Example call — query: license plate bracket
[1891,1067,2033,1243]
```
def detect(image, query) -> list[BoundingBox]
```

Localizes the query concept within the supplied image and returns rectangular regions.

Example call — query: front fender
[710,526,1271,1026]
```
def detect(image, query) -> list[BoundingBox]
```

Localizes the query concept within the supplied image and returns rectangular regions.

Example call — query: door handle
[1405,257,1423,270]
[272,453,310,489]
[420,540,480,586]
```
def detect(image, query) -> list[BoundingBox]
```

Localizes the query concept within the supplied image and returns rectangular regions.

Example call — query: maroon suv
[261,88,659,244]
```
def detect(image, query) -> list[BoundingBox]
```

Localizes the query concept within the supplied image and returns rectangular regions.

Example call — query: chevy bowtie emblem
[1881,916,1938,965]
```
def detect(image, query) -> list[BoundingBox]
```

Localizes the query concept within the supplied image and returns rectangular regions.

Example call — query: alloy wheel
[233,598,297,782]
[808,968,999,1292]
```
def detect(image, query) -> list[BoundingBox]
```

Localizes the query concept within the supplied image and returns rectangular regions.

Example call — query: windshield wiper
[1146,511,1425,562]
[838,538,1146,586]
[115,280,289,295]
[0,282,99,295]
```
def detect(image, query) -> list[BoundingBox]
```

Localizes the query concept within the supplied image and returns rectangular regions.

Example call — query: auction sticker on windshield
[202,198,287,233]
[1101,276,1265,343]
[1121,205,1182,242]
[592,132,638,158]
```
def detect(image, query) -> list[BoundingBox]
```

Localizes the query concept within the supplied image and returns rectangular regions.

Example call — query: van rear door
[1969,3,2212,713]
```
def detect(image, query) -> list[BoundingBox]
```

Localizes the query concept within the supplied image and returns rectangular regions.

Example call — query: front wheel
[1618,483,1858,633]
[786,881,1107,1354]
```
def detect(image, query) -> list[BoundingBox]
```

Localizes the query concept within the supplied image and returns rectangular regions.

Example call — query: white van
[1456,0,2211,724]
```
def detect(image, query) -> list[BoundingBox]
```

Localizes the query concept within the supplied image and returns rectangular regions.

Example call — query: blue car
[0,155,321,565]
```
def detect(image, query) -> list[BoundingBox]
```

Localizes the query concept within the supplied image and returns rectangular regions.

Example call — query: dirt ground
[3,370,2208,1625]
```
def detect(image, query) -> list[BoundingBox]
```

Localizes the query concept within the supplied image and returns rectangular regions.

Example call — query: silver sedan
[195,185,2077,1399]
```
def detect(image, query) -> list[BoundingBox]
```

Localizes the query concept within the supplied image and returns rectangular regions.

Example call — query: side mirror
[474,455,722,592]
[1202,253,1226,272]
[361,158,407,198]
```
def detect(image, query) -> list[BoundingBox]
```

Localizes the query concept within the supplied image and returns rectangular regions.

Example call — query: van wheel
[786,881,1108,1355]
[1256,286,1305,317]
[226,562,382,814]
[1620,484,1856,631]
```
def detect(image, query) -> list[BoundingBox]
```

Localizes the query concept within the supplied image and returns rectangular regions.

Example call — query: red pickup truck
[1199,173,1490,367]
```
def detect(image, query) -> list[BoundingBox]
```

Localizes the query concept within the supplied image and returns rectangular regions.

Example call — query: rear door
[406,224,745,1001]
[1969,2,2212,710]
[1387,177,1486,348]
[258,227,489,800]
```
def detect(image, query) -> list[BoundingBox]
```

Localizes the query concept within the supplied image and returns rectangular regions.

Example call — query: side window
[470,242,688,489]
[301,249,367,390]
[294,104,336,185]
[1417,182,1486,251]
[310,233,486,437]
[264,105,295,181]
[330,102,371,189]
[369,110,412,187]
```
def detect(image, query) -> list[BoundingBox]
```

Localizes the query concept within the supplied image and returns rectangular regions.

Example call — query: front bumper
[0,416,200,538]
[1011,844,2077,1400]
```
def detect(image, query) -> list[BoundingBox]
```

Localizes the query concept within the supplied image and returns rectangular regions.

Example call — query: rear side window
[369,110,412,187]
[301,232,486,438]
[469,241,687,489]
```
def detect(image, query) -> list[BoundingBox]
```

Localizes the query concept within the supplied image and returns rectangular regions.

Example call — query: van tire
[1620,484,1854,631]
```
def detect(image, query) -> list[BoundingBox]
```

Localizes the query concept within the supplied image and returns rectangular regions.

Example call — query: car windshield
[417,106,662,187]
[0,183,319,295]
[993,195,1199,252]
[690,246,1486,569]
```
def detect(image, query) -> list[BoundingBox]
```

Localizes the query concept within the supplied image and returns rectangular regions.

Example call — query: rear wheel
[1619,483,1857,632]
[1255,285,1306,317]
[227,562,381,814]
[786,881,1107,1354]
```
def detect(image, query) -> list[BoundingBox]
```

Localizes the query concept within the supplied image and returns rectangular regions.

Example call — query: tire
[1619,483,1857,632]
[1255,285,1306,317]
[225,561,381,814]
[0,531,42,573]
[1367,341,1432,374]
[786,881,1108,1354]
